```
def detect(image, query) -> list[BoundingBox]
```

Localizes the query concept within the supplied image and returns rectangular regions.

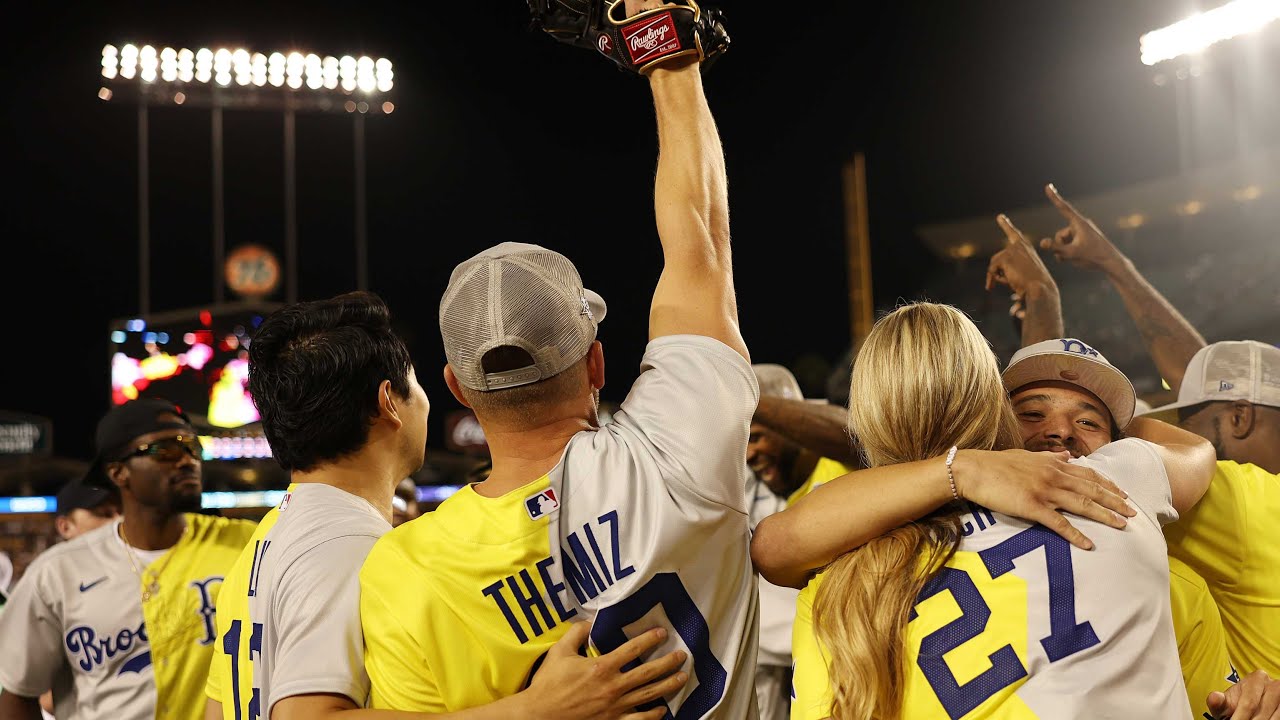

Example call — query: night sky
[2,1,1225,462]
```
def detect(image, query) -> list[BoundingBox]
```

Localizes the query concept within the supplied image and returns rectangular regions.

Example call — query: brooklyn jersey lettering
[0,514,253,720]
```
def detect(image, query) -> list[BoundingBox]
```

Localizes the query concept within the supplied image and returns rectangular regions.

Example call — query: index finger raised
[1045,183,1084,222]
[996,213,1026,245]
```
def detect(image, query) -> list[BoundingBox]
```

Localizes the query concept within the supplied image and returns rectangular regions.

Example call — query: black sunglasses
[119,435,205,463]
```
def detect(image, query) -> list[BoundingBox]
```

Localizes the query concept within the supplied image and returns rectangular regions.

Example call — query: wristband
[945,446,960,501]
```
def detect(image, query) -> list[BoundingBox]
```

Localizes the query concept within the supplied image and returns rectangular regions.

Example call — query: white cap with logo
[1142,340,1280,418]
[1002,338,1138,429]
[439,242,607,392]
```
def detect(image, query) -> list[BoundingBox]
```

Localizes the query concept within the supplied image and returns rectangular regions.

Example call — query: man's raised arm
[640,0,745,359]
[986,213,1065,347]
[1042,183,1206,391]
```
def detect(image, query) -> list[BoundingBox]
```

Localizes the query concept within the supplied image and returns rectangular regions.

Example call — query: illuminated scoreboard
[108,303,282,459]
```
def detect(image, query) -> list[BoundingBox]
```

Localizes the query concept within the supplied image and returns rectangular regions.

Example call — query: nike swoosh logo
[79,577,108,592]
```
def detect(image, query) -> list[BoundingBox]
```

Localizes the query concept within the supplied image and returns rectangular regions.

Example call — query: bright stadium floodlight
[1140,0,1280,65]
[97,42,397,312]
[98,43,395,106]
[102,44,118,79]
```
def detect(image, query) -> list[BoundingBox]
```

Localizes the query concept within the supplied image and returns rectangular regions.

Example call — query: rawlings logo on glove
[623,12,680,65]
[527,0,729,74]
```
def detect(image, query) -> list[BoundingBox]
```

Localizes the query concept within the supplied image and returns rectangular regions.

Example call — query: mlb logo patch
[279,492,292,511]
[1219,380,1235,391]
[525,488,559,520]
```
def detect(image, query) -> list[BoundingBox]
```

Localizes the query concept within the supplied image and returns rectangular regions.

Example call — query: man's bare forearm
[645,61,746,357]
[1019,283,1065,347]
[1104,257,1205,392]
[754,396,862,467]
[1124,417,1215,513]
[649,63,728,259]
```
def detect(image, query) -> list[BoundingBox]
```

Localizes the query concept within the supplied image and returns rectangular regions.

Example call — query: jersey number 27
[914,525,1101,719]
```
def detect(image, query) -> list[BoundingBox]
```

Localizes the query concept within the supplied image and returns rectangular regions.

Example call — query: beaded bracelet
[945,445,960,501]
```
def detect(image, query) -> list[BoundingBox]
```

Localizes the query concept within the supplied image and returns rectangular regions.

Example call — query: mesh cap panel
[1142,340,1280,417]
[440,242,606,391]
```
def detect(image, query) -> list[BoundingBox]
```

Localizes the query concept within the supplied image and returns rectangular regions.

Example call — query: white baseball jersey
[0,523,153,719]
[548,335,761,719]
[793,438,1192,719]
[0,514,253,720]
[207,483,390,719]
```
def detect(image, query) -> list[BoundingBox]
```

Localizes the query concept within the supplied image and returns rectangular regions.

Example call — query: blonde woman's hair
[813,302,1020,720]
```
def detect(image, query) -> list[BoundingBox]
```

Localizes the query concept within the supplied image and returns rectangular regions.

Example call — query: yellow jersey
[1165,460,1279,675]
[1169,556,1238,718]
[363,336,761,718]
[786,457,853,507]
[360,475,569,712]
[143,513,256,719]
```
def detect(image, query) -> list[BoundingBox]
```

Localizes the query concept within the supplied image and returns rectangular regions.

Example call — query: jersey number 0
[590,572,728,718]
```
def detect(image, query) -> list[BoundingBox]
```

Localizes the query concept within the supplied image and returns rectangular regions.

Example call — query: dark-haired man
[0,398,255,720]
[205,291,683,720]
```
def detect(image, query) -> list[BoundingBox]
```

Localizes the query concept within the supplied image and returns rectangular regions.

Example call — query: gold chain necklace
[119,522,178,603]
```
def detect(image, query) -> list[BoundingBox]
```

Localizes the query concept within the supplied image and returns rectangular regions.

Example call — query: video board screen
[109,305,279,429]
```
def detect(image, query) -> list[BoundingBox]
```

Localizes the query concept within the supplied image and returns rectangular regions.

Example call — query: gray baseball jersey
[0,512,252,719]
[206,482,389,718]
[545,335,761,719]
[0,523,152,719]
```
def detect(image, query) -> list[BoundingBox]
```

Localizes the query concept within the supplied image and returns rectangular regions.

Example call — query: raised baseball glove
[527,0,730,74]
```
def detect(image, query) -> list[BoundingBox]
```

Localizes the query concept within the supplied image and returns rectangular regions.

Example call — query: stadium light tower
[1139,0,1280,65]
[98,43,396,312]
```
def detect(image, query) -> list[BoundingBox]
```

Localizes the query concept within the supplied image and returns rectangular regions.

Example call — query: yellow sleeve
[359,544,444,712]
[1169,558,1238,719]
[1164,463,1243,589]
[204,641,224,702]
[791,578,834,720]
[787,459,854,507]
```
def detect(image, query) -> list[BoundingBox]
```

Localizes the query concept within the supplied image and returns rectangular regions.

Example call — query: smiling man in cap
[0,398,254,720]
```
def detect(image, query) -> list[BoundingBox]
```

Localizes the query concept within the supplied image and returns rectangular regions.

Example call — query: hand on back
[524,623,688,720]
[952,448,1137,550]
[1208,669,1280,720]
